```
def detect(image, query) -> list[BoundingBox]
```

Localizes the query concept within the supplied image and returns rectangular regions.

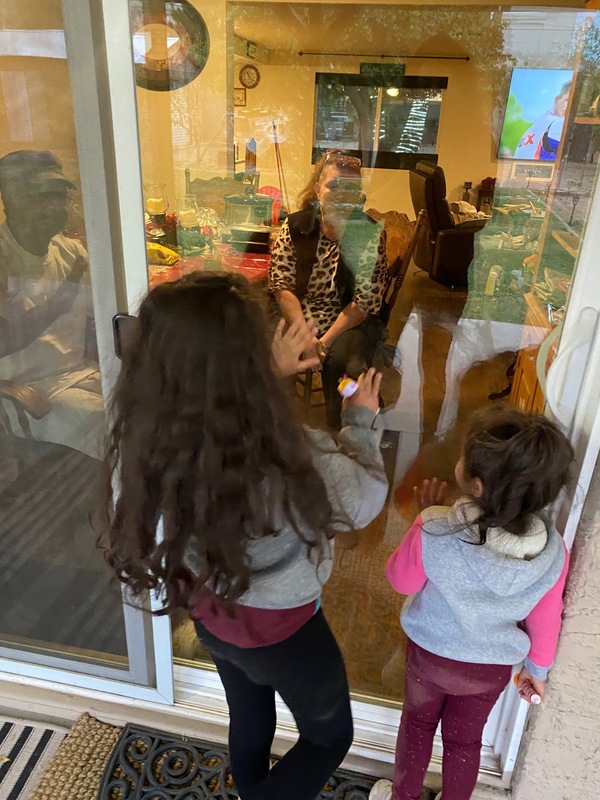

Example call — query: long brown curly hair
[101,272,332,613]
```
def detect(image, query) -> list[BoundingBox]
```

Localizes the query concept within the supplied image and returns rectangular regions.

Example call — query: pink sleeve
[524,543,570,671]
[386,516,428,595]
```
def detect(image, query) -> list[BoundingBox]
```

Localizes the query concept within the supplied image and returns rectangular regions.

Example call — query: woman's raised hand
[272,317,321,377]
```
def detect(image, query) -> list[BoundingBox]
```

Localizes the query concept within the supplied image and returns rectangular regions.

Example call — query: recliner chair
[409,161,487,287]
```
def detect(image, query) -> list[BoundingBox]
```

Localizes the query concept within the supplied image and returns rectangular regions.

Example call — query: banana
[146,242,180,266]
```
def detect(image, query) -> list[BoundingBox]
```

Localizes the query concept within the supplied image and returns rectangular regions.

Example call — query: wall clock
[239,64,261,89]
[130,0,210,92]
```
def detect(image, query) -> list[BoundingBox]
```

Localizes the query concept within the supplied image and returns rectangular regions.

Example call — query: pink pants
[393,640,512,800]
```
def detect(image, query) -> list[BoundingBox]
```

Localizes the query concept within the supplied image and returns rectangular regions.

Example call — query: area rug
[28,712,377,799]
[0,716,67,800]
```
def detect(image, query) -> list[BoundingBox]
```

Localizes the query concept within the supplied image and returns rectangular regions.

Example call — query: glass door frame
[547,174,600,549]
[2,0,599,784]
[0,0,171,703]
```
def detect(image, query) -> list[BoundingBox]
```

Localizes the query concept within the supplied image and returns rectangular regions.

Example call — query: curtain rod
[297,51,470,61]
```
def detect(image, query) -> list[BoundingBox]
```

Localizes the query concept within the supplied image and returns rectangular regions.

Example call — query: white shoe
[369,779,393,800]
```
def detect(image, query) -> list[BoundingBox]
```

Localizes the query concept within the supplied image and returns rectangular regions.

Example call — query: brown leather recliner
[409,161,487,287]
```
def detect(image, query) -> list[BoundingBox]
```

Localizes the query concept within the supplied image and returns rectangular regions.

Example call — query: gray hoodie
[401,500,566,671]
[185,405,388,609]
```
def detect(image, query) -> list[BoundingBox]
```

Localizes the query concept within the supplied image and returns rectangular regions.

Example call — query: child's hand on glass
[414,478,449,512]
[343,367,382,415]
[272,317,320,377]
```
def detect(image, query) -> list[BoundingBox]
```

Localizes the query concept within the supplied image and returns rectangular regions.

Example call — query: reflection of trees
[345,86,377,152]
[570,16,600,154]
[316,82,377,152]
[169,86,218,169]
[341,7,514,135]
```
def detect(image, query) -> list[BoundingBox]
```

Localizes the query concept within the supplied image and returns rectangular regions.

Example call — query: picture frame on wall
[233,88,246,107]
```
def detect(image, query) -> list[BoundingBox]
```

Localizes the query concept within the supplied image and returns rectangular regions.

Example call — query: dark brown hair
[101,272,332,612]
[462,406,574,543]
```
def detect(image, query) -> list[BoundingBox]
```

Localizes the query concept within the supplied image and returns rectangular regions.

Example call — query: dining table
[148,242,270,288]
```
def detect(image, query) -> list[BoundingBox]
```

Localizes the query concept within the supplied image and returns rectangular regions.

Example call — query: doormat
[97,722,377,799]
[0,717,67,800]
[30,713,121,800]
[28,713,377,800]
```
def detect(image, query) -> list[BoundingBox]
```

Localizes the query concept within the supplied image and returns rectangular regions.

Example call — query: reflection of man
[513,82,571,162]
[0,150,103,458]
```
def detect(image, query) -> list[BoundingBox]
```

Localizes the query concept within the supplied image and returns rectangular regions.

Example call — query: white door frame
[0,0,170,702]
[546,171,600,548]
[3,0,600,785]
[494,170,600,778]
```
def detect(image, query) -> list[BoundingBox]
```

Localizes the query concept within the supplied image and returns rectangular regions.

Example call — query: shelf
[552,229,580,258]
[524,292,554,330]
[574,116,600,125]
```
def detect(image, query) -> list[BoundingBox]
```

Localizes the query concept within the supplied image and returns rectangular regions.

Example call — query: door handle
[113,313,139,360]
[535,322,562,397]
[537,308,599,426]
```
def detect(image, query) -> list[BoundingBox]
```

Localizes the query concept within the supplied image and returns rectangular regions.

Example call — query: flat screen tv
[498,68,574,162]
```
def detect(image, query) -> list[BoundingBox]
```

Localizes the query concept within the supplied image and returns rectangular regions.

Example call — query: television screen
[498,68,574,162]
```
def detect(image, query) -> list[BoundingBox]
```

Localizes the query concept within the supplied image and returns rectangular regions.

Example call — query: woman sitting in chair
[268,150,388,429]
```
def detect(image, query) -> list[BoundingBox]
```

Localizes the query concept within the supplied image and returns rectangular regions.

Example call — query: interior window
[314,74,446,168]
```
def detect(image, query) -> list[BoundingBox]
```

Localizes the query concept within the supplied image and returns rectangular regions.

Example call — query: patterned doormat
[27,713,377,800]
[98,722,377,799]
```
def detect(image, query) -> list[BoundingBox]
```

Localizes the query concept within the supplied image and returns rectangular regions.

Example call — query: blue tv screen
[498,68,574,162]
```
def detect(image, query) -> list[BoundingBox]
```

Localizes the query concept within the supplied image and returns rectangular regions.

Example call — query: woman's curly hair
[101,272,332,613]
[297,152,362,211]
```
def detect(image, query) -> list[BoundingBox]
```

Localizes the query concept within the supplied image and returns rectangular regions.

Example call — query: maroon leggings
[393,640,512,800]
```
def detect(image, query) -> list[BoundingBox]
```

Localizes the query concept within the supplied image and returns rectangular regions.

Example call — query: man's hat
[0,150,77,195]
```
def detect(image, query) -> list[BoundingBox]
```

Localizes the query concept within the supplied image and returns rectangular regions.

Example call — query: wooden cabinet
[509,293,557,413]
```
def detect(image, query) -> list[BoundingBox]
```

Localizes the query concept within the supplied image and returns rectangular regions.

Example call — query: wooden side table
[477,177,497,213]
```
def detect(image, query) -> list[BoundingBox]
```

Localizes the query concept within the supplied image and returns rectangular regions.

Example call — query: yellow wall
[233,55,500,215]
[0,0,231,220]
[135,0,232,209]
[0,1,81,203]
[1,1,581,225]
[231,4,581,216]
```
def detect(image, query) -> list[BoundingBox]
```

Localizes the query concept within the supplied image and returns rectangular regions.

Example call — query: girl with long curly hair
[102,271,388,800]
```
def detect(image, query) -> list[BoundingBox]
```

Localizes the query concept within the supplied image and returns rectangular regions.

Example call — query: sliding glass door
[2,0,600,784]
[120,0,600,779]
[0,0,170,700]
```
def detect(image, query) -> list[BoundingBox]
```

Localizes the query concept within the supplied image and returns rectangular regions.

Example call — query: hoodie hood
[447,499,560,597]
[401,501,567,667]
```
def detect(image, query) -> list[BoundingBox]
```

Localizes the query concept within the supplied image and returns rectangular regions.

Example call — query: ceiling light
[386,87,400,97]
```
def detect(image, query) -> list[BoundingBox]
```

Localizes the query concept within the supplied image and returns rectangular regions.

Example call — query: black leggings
[194,610,353,800]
